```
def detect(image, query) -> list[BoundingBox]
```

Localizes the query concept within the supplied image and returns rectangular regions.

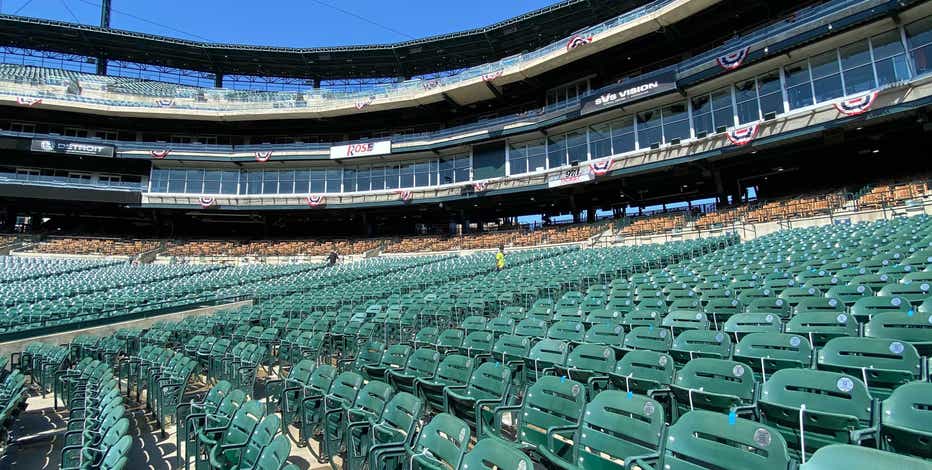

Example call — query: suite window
[840,40,875,94]
[343,169,357,192]
[810,50,843,103]
[636,109,662,148]
[384,166,399,189]
[245,171,262,195]
[414,162,432,187]
[661,101,690,141]
[509,141,528,175]
[399,164,415,189]
[871,30,910,86]
[220,171,239,194]
[203,170,221,194]
[294,170,311,193]
[95,130,118,141]
[452,156,471,183]
[907,17,932,76]
[566,129,588,164]
[369,167,385,191]
[757,71,783,117]
[547,134,567,168]
[150,169,169,192]
[309,169,325,193]
[326,169,341,193]
[589,123,612,159]
[356,168,371,192]
[734,79,760,124]
[610,116,635,154]
[167,169,186,193]
[785,60,814,110]
[278,170,296,194]
[261,171,278,194]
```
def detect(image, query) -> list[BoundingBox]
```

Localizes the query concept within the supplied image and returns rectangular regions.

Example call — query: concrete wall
[0,299,252,360]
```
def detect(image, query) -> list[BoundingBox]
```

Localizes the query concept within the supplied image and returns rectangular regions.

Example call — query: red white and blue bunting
[834,91,878,116]
[354,96,375,110]
[306,194,326,207]
[395,190,413,202]
[16,97,42,106]
[589,158,614,177]
[150,149,171,159]
[566,35,593,51]
[716,46,751,71]
[473,181,488,192]
[198,196,216,209]
[254,151,273,163]
[422,79,441,91]
[481,70,503,82]
[155,98,174,107]
[726,122,760,146]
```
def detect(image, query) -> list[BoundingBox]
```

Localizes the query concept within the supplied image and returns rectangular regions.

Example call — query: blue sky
[2,0,564,46]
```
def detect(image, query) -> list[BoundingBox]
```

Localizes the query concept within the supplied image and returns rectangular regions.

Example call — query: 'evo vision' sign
[580,69,678,115]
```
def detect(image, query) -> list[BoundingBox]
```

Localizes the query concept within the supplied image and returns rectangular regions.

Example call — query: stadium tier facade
[0,0,926,238]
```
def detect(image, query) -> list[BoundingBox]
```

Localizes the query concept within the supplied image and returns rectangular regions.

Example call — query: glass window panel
[399,164,414,188]
[220,171,239,195]
[203,170,221,194]
[759,92,783,117]
[691,95,711,114]
[734,79,757,102]
[663,119,690,141]
[713,108,734,129]
[907,17,932,50]
[151,170,169,192]
[590,136,612,159]
[262,171,277,194]
[711,88,732,110]
[843,63,875,94]
[246,172,261,195]
[547,134,567,168]
[736,98,760,124]
[636,109,661,128]
[810,50,840,79]
[871,30,905,60]
[356,168,370,191]
[385,166,399,189]
[758,71,781,95]
[295,170,310,193]
[840,40,871,69]
[662,102,688,123]
[784,60,811,87]
[813,74,844,102]
[638,126,662,149]
[454,167,470,183]
[911,43,931,76]
[874,55,911,86]
[185,170,203,193]
[787,84,814,110]
[693,112,713,135]
[342,169,356,193]
[278,170,295,194]
[609,117,635,155]
[323,169,340,193]
[528,151,547,172]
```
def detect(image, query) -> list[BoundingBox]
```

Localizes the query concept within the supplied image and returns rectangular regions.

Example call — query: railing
[0,171,144,191]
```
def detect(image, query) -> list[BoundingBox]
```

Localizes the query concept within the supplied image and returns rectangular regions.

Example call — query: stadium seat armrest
[545,424,578,463]
[626,453,660,470]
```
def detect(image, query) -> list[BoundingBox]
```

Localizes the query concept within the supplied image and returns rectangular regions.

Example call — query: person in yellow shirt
[495,245,505,271]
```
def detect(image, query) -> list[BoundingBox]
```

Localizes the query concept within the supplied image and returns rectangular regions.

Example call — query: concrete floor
[0,381,335,470]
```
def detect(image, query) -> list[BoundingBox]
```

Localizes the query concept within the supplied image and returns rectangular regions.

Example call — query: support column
[96,0,112,76]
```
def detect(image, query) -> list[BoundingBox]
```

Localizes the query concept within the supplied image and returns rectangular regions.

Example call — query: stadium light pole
[97,0,112,75]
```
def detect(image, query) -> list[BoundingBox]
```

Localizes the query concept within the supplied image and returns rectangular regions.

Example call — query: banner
[716,46,751,70]
[330,140,391,159]
[834,91,878,116]
[31,138,115,158]
[548,166,592,188]
[580,69,677,115]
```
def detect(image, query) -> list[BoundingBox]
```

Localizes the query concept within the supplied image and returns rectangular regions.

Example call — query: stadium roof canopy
[0,0,651,80]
